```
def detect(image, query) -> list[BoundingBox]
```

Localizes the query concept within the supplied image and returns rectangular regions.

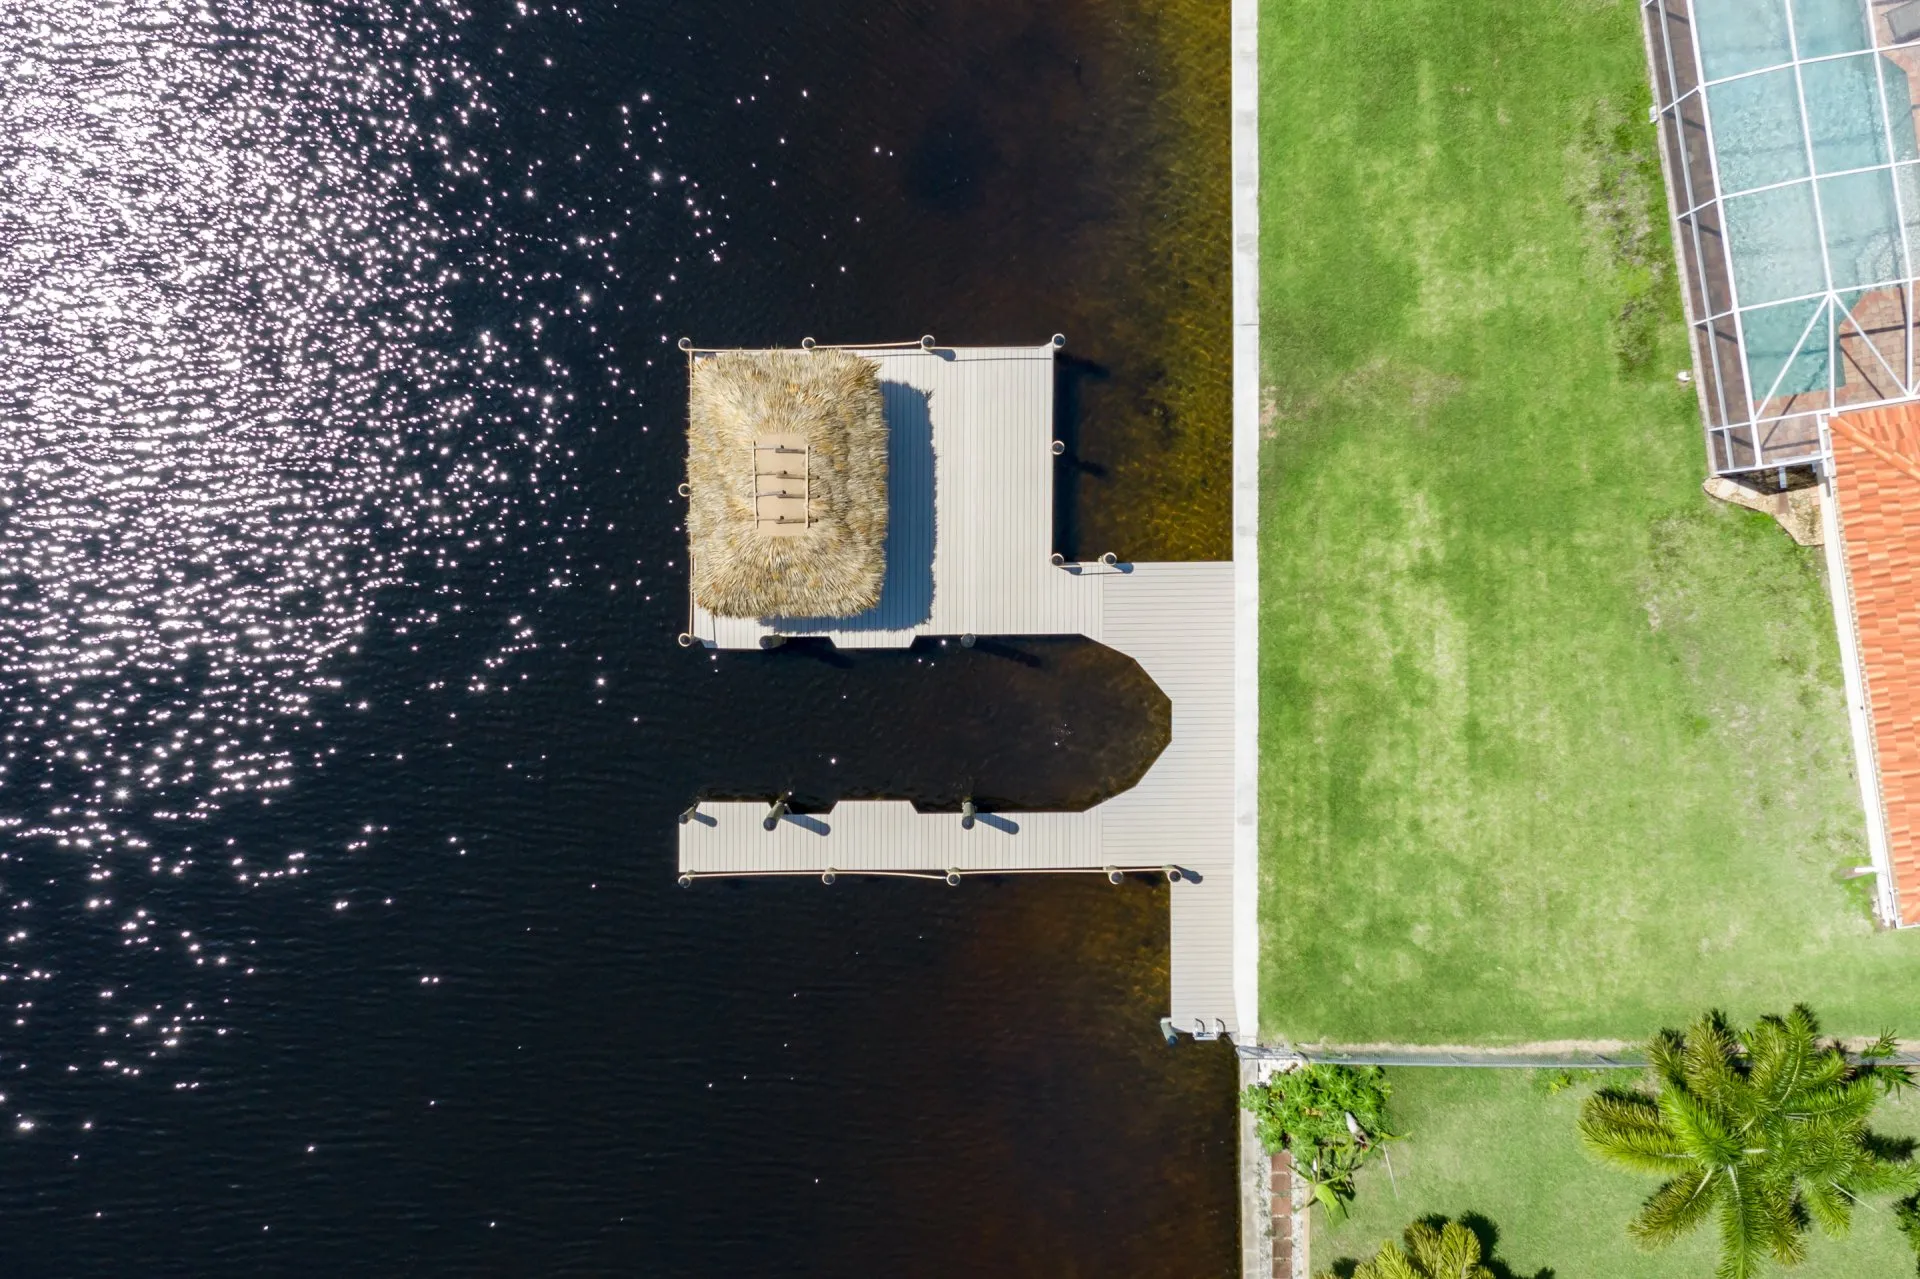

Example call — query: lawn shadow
[1454,1213,1554,1279]
[1867,1131,1919,1163]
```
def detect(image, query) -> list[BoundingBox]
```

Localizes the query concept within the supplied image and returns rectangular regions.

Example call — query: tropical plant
[1578,1006,1917,1279]
[1291,1140,1368,1221]
[1317,1217,1496,1279]
[1242,1063,1394,1218]
[1243,1062,1393,1154]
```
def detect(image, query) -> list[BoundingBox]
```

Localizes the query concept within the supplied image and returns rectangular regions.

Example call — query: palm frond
[1746,1011,1813,1112]
[1404,1219,1488,1277]
[1349,1238,1421,1279]
[1661,1087,1743,1170]
[1713,1174,1763,1279]
[1629,1167,1720,1247]
[1681,1013,1744,1107]
[1801,1179,1852,1237]
[1649,1029,1689,1092]
[1580,1092,1690,1176]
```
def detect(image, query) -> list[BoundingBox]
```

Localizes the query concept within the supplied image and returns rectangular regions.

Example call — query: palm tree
[1319,1217,1495,1279]
[1579,1006,1917,1279]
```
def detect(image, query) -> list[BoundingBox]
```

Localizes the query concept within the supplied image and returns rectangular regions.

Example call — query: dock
[679,340,1245,1039]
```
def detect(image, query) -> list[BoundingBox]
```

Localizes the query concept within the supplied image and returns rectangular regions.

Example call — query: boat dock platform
[678,341,1250,1040]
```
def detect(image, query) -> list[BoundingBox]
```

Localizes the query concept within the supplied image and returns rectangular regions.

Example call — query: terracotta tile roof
[1829,404,1920,926]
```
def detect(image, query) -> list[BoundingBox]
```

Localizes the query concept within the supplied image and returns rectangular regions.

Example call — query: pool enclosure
[1647,0,1920,474]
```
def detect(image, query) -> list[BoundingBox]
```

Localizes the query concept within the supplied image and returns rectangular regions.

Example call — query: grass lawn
[1314,1069,1920,1278]
[1256,0,1920,1045]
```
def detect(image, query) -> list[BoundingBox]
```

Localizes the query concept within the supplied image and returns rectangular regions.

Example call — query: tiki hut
[686,348,888,618]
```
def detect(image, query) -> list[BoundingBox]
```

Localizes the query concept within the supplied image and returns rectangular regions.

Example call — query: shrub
[1242,1063,1394,1218]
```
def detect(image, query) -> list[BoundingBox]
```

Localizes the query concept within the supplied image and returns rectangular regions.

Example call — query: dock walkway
[679,342,1241,1037]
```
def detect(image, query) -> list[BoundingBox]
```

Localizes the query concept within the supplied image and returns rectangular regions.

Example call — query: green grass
[1256,0,1920,1045]
[1313,1069,1920,1279]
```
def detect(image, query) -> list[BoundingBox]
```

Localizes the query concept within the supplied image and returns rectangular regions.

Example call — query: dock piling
[763,798,789,831]
[960,798,977,830]
[944,868,962,886]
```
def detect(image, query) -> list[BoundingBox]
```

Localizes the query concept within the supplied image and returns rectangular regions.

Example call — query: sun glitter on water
[0,1,559,849]
[0,0,723,1121]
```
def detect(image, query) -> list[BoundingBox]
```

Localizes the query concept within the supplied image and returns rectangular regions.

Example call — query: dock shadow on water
[691,637,1170,812]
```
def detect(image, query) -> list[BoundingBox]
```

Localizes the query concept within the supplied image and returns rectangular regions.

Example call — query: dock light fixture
[1105,866,1123,885]
[763,798,789,831]
[1162,865,1182,882]
[677,337,692,352]
[678,804,700,825]
[1100,552,1118,566]
[960,798,977,830]
[944,868,962,886]
[919,334,936,350]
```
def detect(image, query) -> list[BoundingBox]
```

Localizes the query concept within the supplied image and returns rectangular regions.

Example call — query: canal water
[0,1,1235,1273]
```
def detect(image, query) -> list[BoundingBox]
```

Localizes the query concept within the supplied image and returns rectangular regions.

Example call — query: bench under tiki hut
[685,348,888,619]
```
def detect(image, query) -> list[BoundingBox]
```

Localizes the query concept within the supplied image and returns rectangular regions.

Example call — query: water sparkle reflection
[0,3,538,841]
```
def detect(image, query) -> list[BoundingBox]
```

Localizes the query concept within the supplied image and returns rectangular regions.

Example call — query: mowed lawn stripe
[1257,0,1920,1044]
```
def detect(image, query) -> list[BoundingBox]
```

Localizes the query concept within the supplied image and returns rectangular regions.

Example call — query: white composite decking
[679,342,1242,1038]
[680,560,1236,1036]
[689,345,1102,650]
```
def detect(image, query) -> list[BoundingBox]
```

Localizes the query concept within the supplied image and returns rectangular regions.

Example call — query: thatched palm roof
[687,349,888,619]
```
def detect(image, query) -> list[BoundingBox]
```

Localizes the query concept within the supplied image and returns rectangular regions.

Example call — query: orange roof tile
[1830,404,1920,926]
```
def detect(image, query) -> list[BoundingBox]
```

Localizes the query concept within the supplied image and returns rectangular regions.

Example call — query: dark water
[0,1,1235,1273]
